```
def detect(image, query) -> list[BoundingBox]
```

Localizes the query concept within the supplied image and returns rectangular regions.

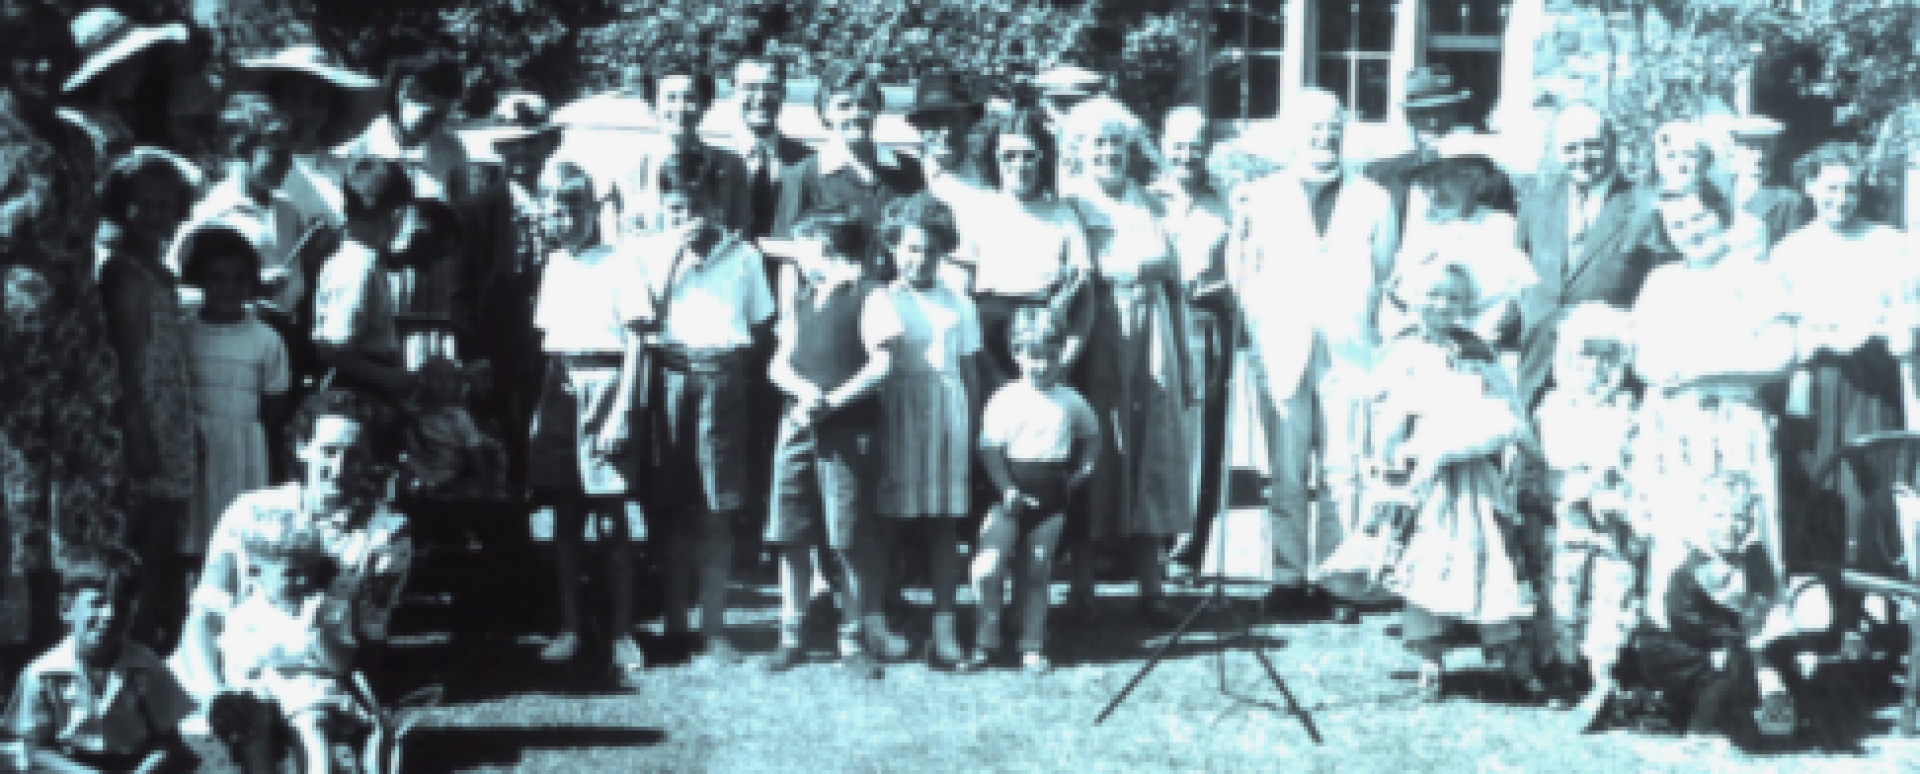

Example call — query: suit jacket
[711,129,813,239]
[1514,173,1656,408]
[619,137,756,236]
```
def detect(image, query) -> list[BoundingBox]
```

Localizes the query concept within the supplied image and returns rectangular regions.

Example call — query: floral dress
[103,255,198,505]
[0,114,127,643]
[1066,180,1196,539]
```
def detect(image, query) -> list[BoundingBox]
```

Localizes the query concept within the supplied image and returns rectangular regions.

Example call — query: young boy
[5,546,198,773]
[969,313,1100,674]
[762,209,901,679]
[1533,302,1645,720]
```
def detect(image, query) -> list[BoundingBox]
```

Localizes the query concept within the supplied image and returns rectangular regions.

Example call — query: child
[634,153,775,667]
[1334,261,1540,702]
[400,356,508,498]
[968,314,1100,674]
[1632,472,1839,747]
[1532,302,1644,720]
[529,162,650,679]
[217,511,378,774]
[97,147,203,649]
[762,208,901,679]
[177,217,292,570]
[5,546,197,773]
[872,198,982,667]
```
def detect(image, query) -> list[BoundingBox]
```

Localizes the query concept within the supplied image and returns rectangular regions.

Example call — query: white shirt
[632,228,776,350]
[311,241,400,359]
[532,245,654,354]
[963,195,1092,299]
[979,380,1101,463]
[167,161,346,313]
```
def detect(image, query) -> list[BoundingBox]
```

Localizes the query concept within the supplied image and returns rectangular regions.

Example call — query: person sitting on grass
[5,546,198,774]
[762,208,901,679]
[215,511,381,774]
[966,313,1100,674]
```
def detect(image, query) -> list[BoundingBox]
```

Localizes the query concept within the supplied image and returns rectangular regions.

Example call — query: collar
[816,142,900,179]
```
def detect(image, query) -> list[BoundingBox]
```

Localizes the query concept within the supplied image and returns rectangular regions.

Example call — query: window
[1209,0,1286,120]
[1314,0,1396,121]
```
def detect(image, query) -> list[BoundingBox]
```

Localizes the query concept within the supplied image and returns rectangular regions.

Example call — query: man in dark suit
[1514,102,1658,411]
[1365,65,1471,228]
[719,54,813,241]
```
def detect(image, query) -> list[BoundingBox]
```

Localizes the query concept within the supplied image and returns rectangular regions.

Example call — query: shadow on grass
[406,725,667,769]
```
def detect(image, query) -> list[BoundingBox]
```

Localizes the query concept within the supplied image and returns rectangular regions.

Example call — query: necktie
[750,142,776,236]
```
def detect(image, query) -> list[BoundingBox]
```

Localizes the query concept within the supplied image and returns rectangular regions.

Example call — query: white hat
[1723,115,1786,140]
[1034,64,1104,97]
[63,7,188,94]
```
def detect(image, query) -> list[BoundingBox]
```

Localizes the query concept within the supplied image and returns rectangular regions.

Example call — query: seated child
[1631,471,1838,746]
[400,355,508,498]
[216,510,379,774]
[967,313,1100,674]
[5,546,198,773]
[1533,302,1646,718]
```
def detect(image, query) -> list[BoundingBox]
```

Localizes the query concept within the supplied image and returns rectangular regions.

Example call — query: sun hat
[62,7,189,94]
[1401,65,1471,111]
[229,45,383,152]
[1721,114,1785,141]
[472,92,561,146]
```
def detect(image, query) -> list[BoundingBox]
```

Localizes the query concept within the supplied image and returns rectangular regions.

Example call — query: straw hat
[110,145,204,191]
[1721,114,1785,142]
[230,45,383,152]
[62,7,188,94]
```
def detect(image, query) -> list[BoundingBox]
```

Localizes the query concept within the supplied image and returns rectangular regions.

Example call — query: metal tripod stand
[1090,296,1323,744]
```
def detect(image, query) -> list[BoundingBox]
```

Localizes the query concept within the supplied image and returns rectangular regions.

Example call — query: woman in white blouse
[956,108,1095,390]
[1058,96,1196,627]
[1770,142,1916,569]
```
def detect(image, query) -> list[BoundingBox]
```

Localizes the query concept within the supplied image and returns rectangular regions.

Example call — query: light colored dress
[876,282,982,517]
[1067,180,1196,538]
[185,317,289,557]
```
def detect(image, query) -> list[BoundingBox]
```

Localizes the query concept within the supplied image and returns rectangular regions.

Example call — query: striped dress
[876,282,981,517]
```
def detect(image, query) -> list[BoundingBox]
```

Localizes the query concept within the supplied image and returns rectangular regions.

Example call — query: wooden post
[1389,0,1425,126]
[1284,0,1311,111]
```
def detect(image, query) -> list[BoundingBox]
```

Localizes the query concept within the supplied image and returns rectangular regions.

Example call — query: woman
[1632,185,1796,584]
[1646,120,1766,259]
[1060,96,1196,627]
[958,107,1095,391]
[1771,142,1915,569]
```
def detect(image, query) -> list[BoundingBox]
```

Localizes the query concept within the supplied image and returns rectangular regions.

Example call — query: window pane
[1317,0,1396,53]
[1425,0,1510,36]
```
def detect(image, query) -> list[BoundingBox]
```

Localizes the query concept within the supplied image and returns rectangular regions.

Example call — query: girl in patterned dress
[177,216,290,568]
[872,198,982,667]
[96,147,201,648]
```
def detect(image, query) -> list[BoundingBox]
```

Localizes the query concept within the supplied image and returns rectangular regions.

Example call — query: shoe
[841,649,884,680]
[763,645,806,673]
[955,644,997,673]
[1022,652,1053,675]
[1330,601,1360,625]
[1416,664,1445,704]
[540,631,580,663]
[1138,598,1185,630]
[866,628,913,662]
[611,635,646,687]
[1754,689,1796,738]
[697,637,744,668]
[927,637,967,671]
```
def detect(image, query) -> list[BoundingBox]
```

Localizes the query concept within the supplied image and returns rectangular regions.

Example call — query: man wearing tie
[725,54,813,242]
[1513,102,1657,411]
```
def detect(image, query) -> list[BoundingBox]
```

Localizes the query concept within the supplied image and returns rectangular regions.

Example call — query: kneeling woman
[1632,472,1837,744]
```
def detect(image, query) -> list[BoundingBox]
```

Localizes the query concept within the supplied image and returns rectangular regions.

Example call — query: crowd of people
[0,3,1914,771]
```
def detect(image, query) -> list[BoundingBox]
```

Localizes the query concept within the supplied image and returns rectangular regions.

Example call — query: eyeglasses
[998,150,1042,163]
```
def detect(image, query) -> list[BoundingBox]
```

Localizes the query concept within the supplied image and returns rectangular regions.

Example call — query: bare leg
[776,544,814,646]
[288,712,332,774]
[1016,514,1067,668]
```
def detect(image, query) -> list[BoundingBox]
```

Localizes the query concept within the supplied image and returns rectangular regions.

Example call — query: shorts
[560,355,640,497]
[1000,459,1073,533]
[649,351,751,514]
[766,415,873,550]
[525,358,583,496]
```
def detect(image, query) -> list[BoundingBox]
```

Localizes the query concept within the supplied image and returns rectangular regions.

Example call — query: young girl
[529,161,649,680]
[217,511,379,774]
[97,146,202,648]
[969,314,1100,674]
[1532,302,1644,720]
[177,217,291,570]
[872,198,982,667]
[1329,261,1539,702]
[762,209,900,678]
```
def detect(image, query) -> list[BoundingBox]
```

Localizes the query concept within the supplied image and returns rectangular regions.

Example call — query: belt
[653,344,750,373]
[974,290,1052,308]
[554,352,624,369]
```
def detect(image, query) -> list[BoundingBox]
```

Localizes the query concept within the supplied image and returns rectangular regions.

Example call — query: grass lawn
[382,574,1920,774]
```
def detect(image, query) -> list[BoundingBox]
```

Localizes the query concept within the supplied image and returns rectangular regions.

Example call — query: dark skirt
[1777,341,1906,569]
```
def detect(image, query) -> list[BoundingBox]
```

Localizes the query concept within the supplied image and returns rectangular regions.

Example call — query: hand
[1002,487,1039,513]
[1710,648,1729,672]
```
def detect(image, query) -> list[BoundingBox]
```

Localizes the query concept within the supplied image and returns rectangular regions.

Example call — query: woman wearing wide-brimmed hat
[231,44,385,157]
[57,7,202,169]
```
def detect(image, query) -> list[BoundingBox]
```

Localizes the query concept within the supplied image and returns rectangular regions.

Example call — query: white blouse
[1772,222,1917,354]
[961,195,1092,299]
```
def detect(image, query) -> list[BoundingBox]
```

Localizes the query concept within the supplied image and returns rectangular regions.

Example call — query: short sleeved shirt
[311,241,401,361]
[6,638,194,756]
[979,380,1101,463]
[634,229,776,351]
[532,246,654,354]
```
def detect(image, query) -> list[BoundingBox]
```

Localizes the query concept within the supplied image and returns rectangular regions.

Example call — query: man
[1513,102,1657,411]
[1365,65,1510,230]
[1231,90,1397,619]
[907,71,988,207]
[631,62,753,235]
[1147,106,1234,577]
[718,54,812,242]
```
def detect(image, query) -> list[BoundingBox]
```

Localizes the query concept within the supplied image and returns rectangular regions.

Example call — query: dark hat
[907,73,983,123]
[1402,65,1470,111]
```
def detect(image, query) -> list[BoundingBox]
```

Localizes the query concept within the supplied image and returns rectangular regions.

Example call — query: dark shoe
[1330,601,1360,625]
[696,637,744,668]
[955,645,997,673]
[841,649,884,680]
[763,645,806,674]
